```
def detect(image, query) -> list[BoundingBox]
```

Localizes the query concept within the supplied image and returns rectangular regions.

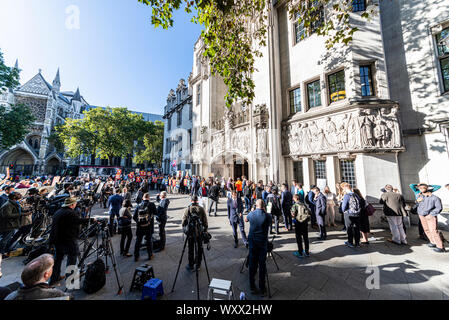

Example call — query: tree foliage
[0,48,20,90]
[0,104,35,149]
[138,0,375,107]
[134,120,165,167]
[56,107,150,165]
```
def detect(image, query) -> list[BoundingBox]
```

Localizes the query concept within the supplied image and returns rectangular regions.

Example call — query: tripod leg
[171,235,189,293]
[270,253,280,271]
[266,272,271,298]
[240,255,248,273]
[107,238,124,295]
[201,243,210,284]
[194,232,200,300]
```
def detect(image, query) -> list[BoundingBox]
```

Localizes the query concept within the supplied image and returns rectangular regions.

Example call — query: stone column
[325,156,337,194]
[302,157,311,191]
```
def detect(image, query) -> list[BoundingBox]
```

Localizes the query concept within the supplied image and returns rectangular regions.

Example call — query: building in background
[0,68,162,176]
[162,78,193,174]
[183,0,449,211]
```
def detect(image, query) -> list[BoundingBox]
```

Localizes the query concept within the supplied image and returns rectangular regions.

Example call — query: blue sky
[0,0,202,115]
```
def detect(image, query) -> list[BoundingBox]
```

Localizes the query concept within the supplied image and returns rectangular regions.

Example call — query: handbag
[366,203,375,216]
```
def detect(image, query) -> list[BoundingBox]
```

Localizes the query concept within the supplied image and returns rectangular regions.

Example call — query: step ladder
[207,278,234,300]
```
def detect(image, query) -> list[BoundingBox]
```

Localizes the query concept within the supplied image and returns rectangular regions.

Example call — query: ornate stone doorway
[234,159,248,180]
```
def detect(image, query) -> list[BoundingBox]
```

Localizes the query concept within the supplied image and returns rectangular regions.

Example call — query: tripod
[77,221,124,295]
[240,236,282,298]
[171,222,210,300]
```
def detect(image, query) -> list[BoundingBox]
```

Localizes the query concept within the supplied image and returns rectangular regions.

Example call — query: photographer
[155,191,170,252]
[0,192,32,278]
[49,197,94,286]
[118,199,133,257]
[133,193,156,262]
[182,195,208,272]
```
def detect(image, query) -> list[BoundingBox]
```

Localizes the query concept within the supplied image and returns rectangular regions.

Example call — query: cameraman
[182,195,208,272]
[155,191,170,252]
[133,193,156,262]
[49,197,94,286]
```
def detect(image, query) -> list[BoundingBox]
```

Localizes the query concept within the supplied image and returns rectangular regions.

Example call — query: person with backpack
[313,187,327,240]
[266,188,281,234]
[341,182,362,248]
[133,193,157,262]
[354,188,371,244]
[291,194,310,258]
[182,195,208,272]
[118,199,133,257]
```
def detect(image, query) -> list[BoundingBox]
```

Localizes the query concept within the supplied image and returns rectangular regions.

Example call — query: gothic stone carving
[211,133,224,158]
[282,106,403,157]
[231,126,250,155]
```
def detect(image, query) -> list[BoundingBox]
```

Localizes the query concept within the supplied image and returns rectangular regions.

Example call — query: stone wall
[15,96,48,123]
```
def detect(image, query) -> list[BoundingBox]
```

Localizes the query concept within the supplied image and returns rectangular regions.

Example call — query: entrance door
[233,160,248,180]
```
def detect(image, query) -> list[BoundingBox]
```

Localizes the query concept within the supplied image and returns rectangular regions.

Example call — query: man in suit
[107,189,124,236]
[313,187,327,240]
[281,183,293,231]
[305,186,318,229]
[227,191,248,248]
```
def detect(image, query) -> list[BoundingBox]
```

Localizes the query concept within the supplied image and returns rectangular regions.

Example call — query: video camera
[184,208,212,247]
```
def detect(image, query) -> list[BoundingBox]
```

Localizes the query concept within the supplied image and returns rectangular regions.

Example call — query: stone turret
[52,68,61,92]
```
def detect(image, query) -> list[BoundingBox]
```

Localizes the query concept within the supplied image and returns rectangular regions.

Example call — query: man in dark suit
[305,186,318,229]
[313,187,327,240]
[227,191,248,248]
[280,183,293,231]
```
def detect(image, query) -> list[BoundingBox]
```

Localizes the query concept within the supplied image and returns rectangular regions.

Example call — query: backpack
[137,203,151,227]
[292,203,310,223]
[347,193,361,217]
[82,259,106,294]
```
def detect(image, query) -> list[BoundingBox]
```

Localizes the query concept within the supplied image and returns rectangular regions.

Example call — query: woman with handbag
[354,189,371,244]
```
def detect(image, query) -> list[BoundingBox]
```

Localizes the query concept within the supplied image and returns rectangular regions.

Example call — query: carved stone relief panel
[282,106,404,157]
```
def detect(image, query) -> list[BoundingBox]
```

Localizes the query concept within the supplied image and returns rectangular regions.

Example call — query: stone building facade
[0,68,88,176]
[162,78,194,174]
[0,67,163,176]
[183,0,449,209]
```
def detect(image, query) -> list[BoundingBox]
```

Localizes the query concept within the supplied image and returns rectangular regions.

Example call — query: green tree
[0,104,35,149]
[0,48,33,149]
[134,120,164,167]
[138,0,374,107]
[0,48,20,90]
[56,107,149,165]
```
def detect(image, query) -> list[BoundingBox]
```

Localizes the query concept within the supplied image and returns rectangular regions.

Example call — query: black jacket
[208,185,220,201]
[50,207,89,246]
[133,200,156,229]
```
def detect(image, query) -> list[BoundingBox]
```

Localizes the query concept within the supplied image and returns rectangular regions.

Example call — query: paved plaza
[1,192,448,300]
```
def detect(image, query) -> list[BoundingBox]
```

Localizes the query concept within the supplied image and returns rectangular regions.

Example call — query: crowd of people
[0,170,447,299]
